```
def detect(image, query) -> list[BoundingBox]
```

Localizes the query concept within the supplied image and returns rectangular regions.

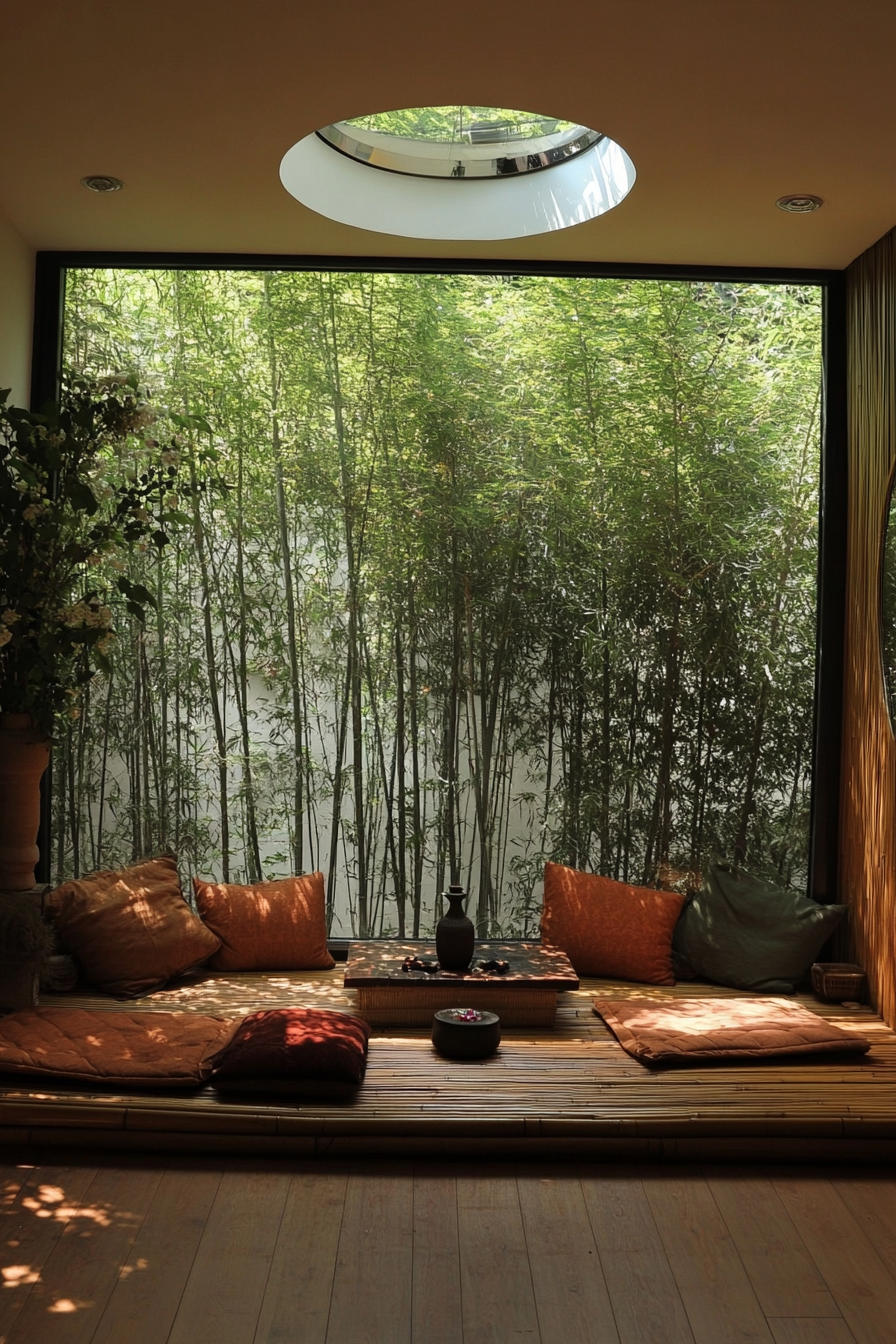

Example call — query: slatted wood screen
[842,225,896,1030]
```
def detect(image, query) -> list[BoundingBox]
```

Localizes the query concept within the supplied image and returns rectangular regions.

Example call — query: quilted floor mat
[593,996,872,1067]
[0,1007,237,1086]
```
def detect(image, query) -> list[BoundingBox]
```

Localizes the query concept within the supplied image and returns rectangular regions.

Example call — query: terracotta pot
[0,713,50,890]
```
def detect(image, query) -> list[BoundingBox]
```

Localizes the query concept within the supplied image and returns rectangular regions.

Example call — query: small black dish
[431,1008,501,1059]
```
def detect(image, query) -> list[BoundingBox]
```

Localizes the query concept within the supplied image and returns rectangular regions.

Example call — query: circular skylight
[280,104,636,240]
[317,105,604,180]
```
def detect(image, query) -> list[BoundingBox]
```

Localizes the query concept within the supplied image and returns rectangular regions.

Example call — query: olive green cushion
[672,861,846,993]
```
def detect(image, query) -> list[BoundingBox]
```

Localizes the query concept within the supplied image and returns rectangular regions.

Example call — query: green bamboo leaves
[56,270,822,931]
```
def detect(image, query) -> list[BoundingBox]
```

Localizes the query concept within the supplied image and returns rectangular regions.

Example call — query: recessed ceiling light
[81,175,124,193]
[775,194,823,213]
[280,104,636,240]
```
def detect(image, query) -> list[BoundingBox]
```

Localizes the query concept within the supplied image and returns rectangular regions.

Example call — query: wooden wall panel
[842,226,896,1030]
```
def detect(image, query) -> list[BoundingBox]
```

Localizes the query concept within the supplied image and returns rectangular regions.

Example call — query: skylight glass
[317,104,603,179]
[280,105,636,238]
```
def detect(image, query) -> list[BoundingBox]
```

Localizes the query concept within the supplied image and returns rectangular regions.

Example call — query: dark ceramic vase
[435,884,475,972]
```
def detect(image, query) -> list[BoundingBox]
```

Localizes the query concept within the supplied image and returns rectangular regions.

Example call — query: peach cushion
[192,872,335,971]
[0,1008,237,1086]
[593,997,872,1067]
[541,862,686,984]
[47,855,222,997]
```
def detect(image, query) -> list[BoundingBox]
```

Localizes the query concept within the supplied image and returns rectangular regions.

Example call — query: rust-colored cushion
[541,862,685,984]
[211,1008,370,1087]
[593,997,872,1067]
[46,855,221,997]
[192,872,335,971]
[0,1008,238,1086]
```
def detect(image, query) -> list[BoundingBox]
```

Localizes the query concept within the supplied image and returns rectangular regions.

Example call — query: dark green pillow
[672,861,846,993]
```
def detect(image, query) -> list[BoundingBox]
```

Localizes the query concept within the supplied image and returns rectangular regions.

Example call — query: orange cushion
[47,855,222,997]
[593,997,871,1066]
[540,862,685,985]
[0,1007,237,1086]
[192,872,335,971]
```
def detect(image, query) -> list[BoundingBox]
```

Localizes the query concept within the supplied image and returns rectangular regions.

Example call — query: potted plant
[0,374,188,890]
[0,892,56,1008]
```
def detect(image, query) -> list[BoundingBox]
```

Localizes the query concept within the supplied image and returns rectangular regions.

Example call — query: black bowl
[431,1008,501,1059]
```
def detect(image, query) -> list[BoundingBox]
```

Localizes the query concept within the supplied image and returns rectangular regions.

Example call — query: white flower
[0,628,11,648]
[58,601,91,627]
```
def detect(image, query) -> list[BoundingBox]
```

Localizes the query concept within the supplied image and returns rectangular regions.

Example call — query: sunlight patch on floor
[2,1264,40,1287]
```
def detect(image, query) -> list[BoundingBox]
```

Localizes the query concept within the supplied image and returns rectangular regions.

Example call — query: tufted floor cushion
[211,1007,370,1097]
[0,1007,238,1087]
[593,996,872,1068]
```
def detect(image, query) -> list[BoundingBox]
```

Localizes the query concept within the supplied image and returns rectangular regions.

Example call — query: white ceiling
[2,0,895,269]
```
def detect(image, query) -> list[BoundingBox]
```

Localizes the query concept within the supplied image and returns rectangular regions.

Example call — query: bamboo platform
[0,971,894,1163]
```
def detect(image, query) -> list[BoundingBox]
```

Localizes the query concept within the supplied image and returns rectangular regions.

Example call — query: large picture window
[56,268,823,937]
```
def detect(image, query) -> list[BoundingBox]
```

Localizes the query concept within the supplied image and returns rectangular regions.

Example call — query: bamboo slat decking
[1,971,893,1163]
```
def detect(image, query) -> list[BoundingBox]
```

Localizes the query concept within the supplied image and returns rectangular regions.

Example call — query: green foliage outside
[0,377,189,736]
[342,107,575,142]
[58,270,822,937]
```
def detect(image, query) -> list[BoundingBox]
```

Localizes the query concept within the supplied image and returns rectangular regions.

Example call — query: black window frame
[30,251,848,909]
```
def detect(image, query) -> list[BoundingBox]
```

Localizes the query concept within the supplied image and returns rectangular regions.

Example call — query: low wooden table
[343,940,579,1027]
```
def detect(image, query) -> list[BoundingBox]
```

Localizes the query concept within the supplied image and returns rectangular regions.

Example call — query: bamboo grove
[57,269,822,936]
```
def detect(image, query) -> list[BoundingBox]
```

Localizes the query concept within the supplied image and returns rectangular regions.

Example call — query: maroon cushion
[212,1008,370,1085]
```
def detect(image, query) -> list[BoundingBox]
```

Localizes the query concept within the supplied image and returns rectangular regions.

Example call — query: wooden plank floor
[0,974,893,1161]
[1,1156,895,1343]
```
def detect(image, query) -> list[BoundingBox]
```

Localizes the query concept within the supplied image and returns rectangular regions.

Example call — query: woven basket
[810,962,866,1002]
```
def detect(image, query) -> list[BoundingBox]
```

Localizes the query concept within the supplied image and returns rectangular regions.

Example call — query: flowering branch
[0,375,196,737]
